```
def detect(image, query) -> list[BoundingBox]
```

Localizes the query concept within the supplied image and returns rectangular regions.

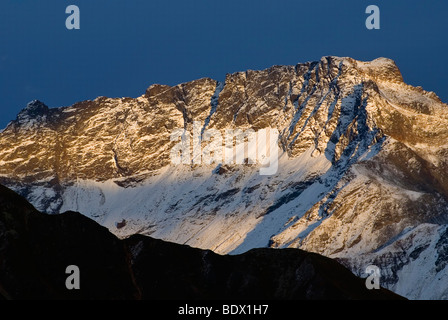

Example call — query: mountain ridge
[1,56,448,299]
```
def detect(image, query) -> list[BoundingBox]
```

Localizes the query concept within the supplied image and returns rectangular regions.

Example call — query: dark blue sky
[1,0,447,129]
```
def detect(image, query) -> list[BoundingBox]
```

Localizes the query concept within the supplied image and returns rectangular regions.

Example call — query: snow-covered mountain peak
[1,56,448,299]
[16,99,50,126]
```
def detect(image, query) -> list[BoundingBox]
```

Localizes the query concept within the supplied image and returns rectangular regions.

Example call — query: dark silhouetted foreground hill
[0,184,402,300]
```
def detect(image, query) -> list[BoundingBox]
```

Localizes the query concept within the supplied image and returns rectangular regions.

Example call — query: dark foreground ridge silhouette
[0,184,403,300]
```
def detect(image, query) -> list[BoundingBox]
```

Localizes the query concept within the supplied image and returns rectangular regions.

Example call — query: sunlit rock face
[1,56,448,299]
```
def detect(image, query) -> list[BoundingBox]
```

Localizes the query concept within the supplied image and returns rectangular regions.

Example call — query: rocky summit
[1,56,448,299]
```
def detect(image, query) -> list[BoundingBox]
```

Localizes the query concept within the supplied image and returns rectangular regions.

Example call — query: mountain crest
[1,56,448,299]
[16,99,50,125]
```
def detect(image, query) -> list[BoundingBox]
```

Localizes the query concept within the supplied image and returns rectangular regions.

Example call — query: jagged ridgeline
[1,56,448,299]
